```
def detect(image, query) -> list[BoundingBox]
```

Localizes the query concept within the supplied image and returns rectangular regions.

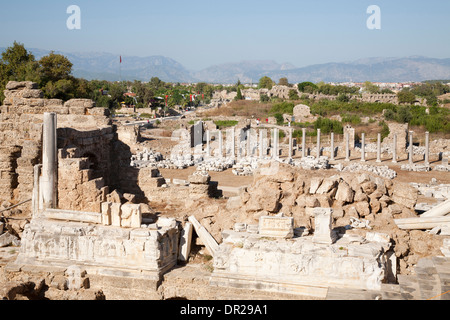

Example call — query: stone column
[302,128,306,158]
[42,112,57,209]
[218,130,223,158]
[376,133,382,163]
[409,131,414,165]
[231,128,235,159]
[424,131,430,166]
[206,130,211,158]
[247,129,251,157]
[289,128,293,159]
[316,129,321,158]
[259,130,264,159]
[312,208,337,245]
[361,133,366,162]
[392,134,398,163]
[272,128,279,159]
[32,164,42,216]
[330,132,335,161]
[345,132,350,161]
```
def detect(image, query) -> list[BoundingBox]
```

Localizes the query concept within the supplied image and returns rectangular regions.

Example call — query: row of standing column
[203,128,430,164]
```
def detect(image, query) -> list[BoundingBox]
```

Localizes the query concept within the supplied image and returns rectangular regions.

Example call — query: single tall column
[316,129,321,158]
[409,131,414,165]
[376,133,382,163]
[361,133,366,162]
[392,134,398,163]
[247,129,251,157]
[259,130,264,159]
[302,128,306,158]
[273,128,279,159]
[345,132,350,161]
[231,128,235,159]
[218,130,223,158]
[42,112,57,209]
[289,128,293,159]
[424,131,430,166]
[206,130,211,158]
[330,132,335,161]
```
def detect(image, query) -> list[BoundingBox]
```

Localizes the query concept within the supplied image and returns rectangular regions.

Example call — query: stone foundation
[12,216,179,282]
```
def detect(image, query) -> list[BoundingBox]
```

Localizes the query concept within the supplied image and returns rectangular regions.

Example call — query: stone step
[397,275,421,300]
[326,287,382,300]
[380,284,407,300]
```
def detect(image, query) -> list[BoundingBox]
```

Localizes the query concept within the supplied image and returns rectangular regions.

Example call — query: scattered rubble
[342,163,397,179]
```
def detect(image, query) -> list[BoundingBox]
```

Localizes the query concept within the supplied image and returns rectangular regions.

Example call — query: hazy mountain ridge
[2,47,450,83]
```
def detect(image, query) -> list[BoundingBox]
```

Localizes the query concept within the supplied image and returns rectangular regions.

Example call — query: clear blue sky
[0,0,449,70]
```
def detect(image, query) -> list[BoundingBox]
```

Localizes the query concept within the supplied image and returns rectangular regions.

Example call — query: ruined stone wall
[57,158,108,213]
[0,81,117,219]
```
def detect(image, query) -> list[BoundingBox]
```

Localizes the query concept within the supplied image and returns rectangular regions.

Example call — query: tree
[235,87,244,100]
[39,52,73,83]
[278,77,289,86]
[258,76,274,90]
[297,82,318,93]
[397,90,416,105]
[364,81,380,94]
[288,89,299,100]
[0,42,39,102]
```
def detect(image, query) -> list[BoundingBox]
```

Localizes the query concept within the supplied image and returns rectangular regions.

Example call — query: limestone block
[355,201,371,217]
[107,190,122,203]
[335,181,354,203]
[111,203,122,227]
[68,106,86,115]
[391,182,418,209]
[5,81,38,90]
[64,99,95,109]
[21,89,44,99]
[178,222,193,262]
[188,215,219,257]
[66,265,88,290]
[309,177,323,194]
[188,173,211,185]
[316,178,338,194]
[361,181,377,195]
[312,208,337,245]
[101,202,112,226]
[120,203,142,228]
[259,215,294,239]
[88,107,110,116]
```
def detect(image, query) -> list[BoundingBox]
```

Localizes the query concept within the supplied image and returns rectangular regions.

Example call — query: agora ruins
[0,81,449,301]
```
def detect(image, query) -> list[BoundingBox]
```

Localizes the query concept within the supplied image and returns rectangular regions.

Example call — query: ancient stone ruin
[0,81,449,300]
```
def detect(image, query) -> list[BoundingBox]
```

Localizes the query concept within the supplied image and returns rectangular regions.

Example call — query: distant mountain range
[2,47,450,83]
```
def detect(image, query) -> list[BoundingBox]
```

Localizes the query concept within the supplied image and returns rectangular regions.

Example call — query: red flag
[120,56,122,64]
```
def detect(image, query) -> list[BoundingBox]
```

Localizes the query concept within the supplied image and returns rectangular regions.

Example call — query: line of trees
[0,42,221,111]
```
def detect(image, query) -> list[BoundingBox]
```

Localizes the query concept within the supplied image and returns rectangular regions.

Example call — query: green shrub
[214,120,238,128]
[314,117,343,134]
[379,121,390,140]
[274,113,284,125]
[341,114,361,125]
[270,101,295,115]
